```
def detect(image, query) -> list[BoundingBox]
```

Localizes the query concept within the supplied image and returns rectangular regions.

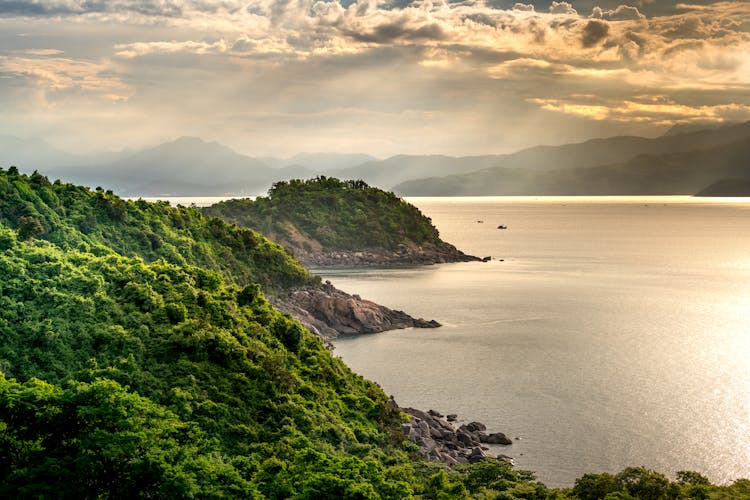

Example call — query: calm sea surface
[317,196,750,487]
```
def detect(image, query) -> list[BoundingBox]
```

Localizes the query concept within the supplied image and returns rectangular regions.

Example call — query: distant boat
[497,225,507,229]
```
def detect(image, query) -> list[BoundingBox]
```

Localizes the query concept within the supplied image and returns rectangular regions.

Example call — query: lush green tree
[616,467,676,500]
[16,215,43,241]
[573,472,624,500]
[202,177,444,253]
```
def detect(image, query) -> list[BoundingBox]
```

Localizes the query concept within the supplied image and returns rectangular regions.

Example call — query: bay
[322,196,750,487]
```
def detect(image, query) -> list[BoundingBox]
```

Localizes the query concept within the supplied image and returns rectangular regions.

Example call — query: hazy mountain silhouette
[43,137,314,196]
[695,179,750,197]
[330,154,504,188]
[327,122,750,190]
[260,153,378,171]
[4,121,750,196]
[394,134,750,196]
[1,135,131,172]
[1,135,88,170]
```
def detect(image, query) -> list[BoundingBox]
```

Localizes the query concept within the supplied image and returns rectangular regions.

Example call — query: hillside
[203,177,479,267]
[2,168,749,497]
[695,179,750,197]
[0,168,508,496]
[0,167,311,289]
[0,220,451,497]
[0,168,439,339]
[395,137,750,196]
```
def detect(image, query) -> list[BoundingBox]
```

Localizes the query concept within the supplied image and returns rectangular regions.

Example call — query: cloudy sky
[0,0,748,157]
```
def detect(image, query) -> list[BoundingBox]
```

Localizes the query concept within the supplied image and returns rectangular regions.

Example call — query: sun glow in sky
[0,0,748,156]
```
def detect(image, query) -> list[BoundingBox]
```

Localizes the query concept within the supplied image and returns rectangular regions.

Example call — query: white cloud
[591,5,645,21]
[549,1,577,15]
[0,0,747,155]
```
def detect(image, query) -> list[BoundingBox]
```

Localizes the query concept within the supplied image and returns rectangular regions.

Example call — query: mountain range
[2,121,750,196]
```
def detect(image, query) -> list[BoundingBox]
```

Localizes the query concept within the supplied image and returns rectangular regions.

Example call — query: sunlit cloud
[530,97,750,125]
[0,54,131,103]
[0,0,747,155]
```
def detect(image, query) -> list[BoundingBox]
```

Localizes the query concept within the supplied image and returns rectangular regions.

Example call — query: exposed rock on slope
[292,240,478,268]
[0,169,440,341]
[271,281,439,340]
[401,407,513,466]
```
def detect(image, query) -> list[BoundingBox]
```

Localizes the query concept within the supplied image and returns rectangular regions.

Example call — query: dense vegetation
[0,167,311,290]
[202,177,443,252]
[1,167,748,498]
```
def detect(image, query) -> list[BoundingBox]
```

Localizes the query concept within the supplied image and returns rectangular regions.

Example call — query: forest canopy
[0,168,748,498]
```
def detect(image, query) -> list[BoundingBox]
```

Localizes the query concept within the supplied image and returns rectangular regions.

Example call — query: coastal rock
[468,447,487,463]
[482,432,513,445]
[464,422,487,433]
[293,240,482,268]
[400,407,512,468]
[270,281,440,341]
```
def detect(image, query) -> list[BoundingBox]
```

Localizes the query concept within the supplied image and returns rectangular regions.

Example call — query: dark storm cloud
[0,0,185,17]
[464,13,498,28]
[345,20,447,44]
[581,19,609,47]
[0,1,65,16]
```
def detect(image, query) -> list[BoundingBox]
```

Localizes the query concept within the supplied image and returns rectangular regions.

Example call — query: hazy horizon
[1,1,748,158]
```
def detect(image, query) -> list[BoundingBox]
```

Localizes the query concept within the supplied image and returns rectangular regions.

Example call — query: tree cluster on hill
[0,167,311,290]
[203,177,442,252]
[0,167,748,498]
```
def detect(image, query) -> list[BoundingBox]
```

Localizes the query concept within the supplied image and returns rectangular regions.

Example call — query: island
[202,177,480,268]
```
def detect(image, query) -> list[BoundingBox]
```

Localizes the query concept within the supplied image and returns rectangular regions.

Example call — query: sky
[0,0,748,157]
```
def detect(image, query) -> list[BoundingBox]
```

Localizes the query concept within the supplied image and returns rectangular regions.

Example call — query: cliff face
[271,281,439,341]
[286,240,480,268]
[0,169,441,341]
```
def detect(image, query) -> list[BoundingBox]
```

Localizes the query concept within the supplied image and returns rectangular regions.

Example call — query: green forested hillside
[0,168,543,497]
[203,177,442,252]
[0,167,311,290]
[1,167,748,498]
[0,228,416,497]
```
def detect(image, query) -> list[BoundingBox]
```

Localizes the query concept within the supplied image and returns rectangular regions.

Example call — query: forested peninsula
[202,177,480,268]
[1,167,748,498]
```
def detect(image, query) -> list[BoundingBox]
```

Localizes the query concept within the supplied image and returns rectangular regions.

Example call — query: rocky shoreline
[291,240,482,268]
[401,406,514,466]
[270,280,440,341]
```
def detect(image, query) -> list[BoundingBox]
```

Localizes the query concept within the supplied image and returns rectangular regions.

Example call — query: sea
[320,196,750,488]
[150,195,750,488]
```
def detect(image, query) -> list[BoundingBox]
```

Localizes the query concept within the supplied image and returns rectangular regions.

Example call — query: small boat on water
[497,225,507,229]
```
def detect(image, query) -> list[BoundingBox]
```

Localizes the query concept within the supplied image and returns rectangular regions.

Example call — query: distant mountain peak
[662,121,738,137]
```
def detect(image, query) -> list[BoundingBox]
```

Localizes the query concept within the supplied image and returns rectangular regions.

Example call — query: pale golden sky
[0,0,748,156]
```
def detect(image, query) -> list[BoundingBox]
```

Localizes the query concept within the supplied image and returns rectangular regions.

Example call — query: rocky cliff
[292,240,480,268]
[271,280,439,340]
[401,407,514,466]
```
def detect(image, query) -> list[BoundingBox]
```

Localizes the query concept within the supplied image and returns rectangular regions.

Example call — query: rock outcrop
[271,281,440,341]
[291,240,481,268]
[400,407,513,466]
